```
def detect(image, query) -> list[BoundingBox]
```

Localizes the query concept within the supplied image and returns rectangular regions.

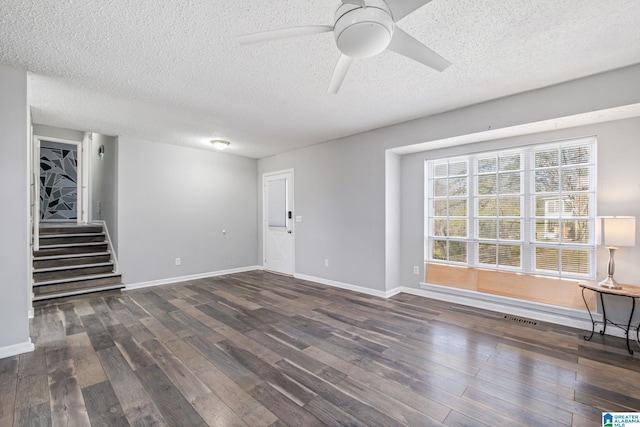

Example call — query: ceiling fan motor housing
[334,1,394,58]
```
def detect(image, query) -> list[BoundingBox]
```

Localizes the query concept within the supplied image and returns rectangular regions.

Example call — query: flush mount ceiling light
[210,140,230,151]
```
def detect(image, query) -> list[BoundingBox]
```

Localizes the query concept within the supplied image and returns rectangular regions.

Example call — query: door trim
[32,133,40,251]
[263,169,295,275]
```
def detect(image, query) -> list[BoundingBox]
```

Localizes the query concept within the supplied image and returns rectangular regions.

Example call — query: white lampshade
[596,216,636,247]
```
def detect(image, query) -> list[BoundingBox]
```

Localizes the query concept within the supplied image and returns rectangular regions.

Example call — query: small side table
[579,281,640,355]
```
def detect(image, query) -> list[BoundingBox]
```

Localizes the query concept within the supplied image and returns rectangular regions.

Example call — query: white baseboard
[294,273,400,299]
[0,339,34,359]
[125,265,262,290]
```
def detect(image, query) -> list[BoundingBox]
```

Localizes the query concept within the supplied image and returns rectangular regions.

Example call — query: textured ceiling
[2,0,640,158]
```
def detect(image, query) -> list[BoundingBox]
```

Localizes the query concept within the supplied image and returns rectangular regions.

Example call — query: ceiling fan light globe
[334,6,394,58]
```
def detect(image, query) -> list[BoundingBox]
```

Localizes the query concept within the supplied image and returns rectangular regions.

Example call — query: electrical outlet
[413,266,420,275]
[175,257,181,266]
[324,259,329,267]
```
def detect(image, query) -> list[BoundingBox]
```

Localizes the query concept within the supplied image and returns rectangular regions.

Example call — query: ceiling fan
[238,0,450,94]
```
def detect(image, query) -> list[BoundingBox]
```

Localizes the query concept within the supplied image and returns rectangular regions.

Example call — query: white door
[264,170,294,275]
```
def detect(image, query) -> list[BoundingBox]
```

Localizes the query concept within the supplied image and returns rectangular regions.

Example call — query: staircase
[32,223,123,302]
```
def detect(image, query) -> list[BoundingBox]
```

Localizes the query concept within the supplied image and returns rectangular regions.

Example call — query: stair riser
[34,245,109,257]
[40,225,103,235]
[34,276,123,296]
[34,255,111,269]
[39,236,105,245]
[34,265,114,282]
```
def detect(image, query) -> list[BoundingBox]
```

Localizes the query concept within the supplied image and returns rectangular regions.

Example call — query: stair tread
[34,272,122,287]
[33,261,114,273]
[39,228,103,234]
[40,232,105,238]
[33,285,124,302]
[40,226,102,231]
[33,251,112,261]
[38,242,107,249]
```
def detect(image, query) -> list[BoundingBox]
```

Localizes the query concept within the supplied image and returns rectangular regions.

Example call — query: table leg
[625,297,635,355]
[582,287,596,341]
[600,292,607,335]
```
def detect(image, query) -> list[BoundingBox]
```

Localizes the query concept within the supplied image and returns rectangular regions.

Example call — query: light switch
[295,216,302,223]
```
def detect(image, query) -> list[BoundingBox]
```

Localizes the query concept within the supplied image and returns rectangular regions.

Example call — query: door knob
[287,230,292,234]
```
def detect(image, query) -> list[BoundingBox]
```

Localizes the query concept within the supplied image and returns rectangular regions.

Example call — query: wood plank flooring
[2,271,639,426]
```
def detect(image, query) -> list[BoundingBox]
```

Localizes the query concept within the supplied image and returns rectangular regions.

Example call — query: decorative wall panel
[40,141,78,220]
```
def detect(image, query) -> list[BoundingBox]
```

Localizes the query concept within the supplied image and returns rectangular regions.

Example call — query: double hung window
[425,137,596,280]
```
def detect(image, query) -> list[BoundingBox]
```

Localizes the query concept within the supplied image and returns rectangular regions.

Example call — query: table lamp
[596,216,636,289]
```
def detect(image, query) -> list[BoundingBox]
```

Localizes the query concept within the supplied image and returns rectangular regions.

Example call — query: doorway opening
[37,138,83,222]
[29,135,85,311]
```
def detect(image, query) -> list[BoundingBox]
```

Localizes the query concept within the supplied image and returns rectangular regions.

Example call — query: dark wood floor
[2,271,639,426]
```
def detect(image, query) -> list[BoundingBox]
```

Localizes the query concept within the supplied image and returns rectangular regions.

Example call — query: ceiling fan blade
[238,25,333,45]
[387,27,450,72]
[385,0,433,21]
[328,55,354,94]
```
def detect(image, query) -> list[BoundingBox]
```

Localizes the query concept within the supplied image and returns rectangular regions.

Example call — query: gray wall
[258,136,387,291]
[385,151,401,291]
[117,137,258,285]
[0,64,30,351]
[33,123,84,142]
[90,133,118,251]
[384,64,640,152]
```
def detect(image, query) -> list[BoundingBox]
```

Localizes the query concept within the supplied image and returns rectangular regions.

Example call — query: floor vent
[504,315,538,326]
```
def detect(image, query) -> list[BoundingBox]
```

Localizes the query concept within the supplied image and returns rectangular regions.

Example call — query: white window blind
[425,137,596,280]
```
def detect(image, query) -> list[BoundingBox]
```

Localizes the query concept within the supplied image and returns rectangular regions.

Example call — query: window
[425,138,596,280]
[430,158,469,263]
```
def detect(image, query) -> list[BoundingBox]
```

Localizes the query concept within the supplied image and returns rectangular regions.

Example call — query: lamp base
[598,276,622,289]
